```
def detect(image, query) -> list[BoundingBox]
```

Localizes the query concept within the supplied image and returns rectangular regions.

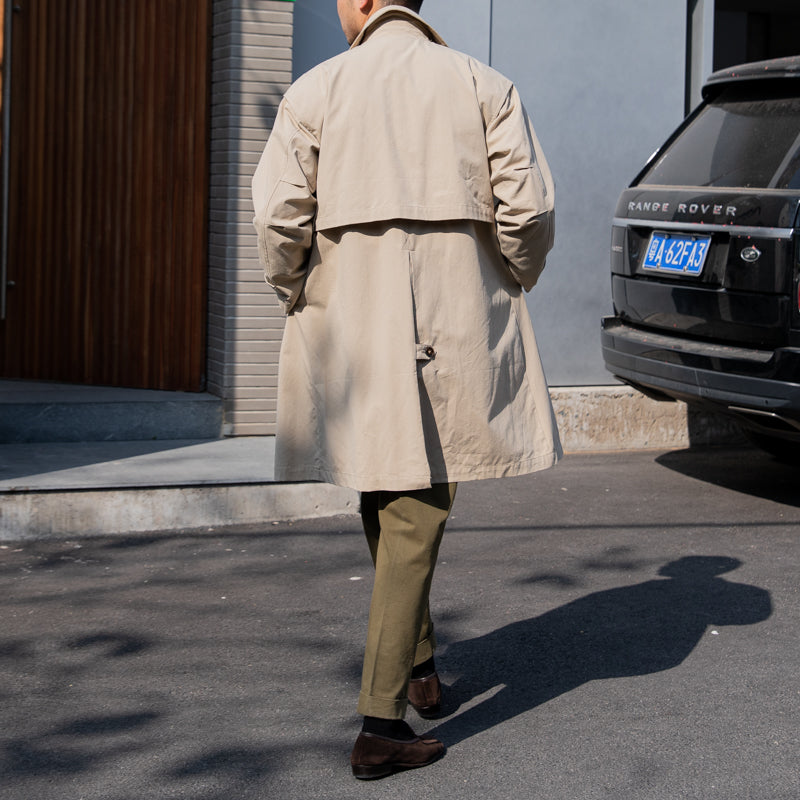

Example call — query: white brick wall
[208,0,293,435]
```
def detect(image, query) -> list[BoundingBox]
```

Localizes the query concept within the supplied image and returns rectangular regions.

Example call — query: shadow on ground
[430,555,771,746]
[656,445,800,507]
[0,494,780,797]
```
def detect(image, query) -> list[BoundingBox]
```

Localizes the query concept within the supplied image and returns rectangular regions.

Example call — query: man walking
[252,0,560,779]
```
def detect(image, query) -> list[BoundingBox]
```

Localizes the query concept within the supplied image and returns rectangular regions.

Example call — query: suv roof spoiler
[702,55,800,99]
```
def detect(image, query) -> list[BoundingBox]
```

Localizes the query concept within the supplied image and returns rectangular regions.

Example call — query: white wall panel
[491,0,686,384]
[292,0,347,78]
[292,0,492,77]
[290,0,688,386]
[422,0,491,61]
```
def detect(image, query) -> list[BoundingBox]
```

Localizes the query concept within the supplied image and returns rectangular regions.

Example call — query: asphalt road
[1,446,799,800]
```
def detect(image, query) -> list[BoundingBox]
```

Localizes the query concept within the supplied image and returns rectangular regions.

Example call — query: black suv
[601,55,800,459]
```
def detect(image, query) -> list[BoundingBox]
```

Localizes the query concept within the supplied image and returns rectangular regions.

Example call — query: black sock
[410,656,436,680]
[362,716,417,741]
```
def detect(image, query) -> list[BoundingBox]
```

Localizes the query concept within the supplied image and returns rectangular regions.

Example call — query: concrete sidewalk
[0,437,358,539]
[0,379,358,539]
[0,378,743,540]
[1,446,797,799]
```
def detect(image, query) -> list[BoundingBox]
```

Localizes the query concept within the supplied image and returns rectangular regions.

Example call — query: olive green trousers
[356,483,457,719]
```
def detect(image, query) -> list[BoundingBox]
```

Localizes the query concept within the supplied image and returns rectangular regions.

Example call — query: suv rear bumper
[601,316,800,433]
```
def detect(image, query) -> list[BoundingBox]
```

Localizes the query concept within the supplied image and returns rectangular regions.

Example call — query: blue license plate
[642,232,711,275]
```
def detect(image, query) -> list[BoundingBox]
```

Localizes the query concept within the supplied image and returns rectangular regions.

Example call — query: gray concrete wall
[208,0,294,435]
[290,0,689,386]
[491,0,686,385]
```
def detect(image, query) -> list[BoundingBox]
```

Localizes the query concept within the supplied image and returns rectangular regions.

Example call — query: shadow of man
[428,556,772,746]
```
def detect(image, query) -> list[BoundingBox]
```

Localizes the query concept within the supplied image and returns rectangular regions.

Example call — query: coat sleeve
[252,97,320,314]
[486,85,555,291]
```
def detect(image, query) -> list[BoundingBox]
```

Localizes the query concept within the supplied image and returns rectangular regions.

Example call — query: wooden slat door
[0,0,210,391]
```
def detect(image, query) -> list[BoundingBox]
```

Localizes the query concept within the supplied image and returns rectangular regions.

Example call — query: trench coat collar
[350,5,448,49]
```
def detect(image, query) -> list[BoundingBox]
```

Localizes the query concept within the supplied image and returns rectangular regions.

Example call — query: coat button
[424,346,436,358]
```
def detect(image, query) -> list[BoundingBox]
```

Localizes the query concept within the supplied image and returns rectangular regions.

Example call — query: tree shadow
[429,556,771,746]
[0,524,369,796]
[2,712,159,777]
[168,747,272,779]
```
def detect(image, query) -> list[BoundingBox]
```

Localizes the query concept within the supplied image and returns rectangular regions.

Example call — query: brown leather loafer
[408,671,442,718]
[350,731,445,780]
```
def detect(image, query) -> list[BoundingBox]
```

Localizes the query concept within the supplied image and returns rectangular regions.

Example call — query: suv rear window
[639,83,800,190]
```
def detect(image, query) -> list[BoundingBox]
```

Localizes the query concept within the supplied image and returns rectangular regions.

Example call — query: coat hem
[275,449,561,493]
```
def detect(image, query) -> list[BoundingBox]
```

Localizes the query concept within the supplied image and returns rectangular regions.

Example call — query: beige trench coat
[252,7,561,492]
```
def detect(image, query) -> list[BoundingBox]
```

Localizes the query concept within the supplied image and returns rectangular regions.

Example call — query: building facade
[1,0,797,441]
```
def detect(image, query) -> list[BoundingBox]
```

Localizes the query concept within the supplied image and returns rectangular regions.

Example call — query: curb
[0,482,359,541]
[0,386,743,540]
[550,386,744,452]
